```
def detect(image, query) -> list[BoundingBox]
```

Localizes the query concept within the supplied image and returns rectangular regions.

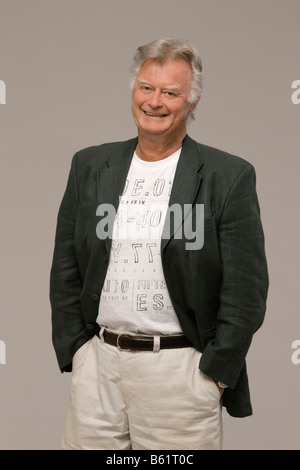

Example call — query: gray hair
[130,38,203,118]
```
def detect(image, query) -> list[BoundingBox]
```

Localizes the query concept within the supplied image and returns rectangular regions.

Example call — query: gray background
[0,0,299,450]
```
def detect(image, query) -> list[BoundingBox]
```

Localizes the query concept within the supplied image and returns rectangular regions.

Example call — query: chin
[139,120,171,135]
[141,126,170,136]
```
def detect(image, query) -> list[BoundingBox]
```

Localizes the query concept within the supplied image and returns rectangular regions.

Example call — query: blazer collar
[96,137,137,207]
[102,134,204,169]
[169,134,204,204]
[105,137,138,168]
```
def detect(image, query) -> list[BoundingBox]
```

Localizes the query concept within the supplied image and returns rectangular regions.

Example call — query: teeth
[144,111,166,117]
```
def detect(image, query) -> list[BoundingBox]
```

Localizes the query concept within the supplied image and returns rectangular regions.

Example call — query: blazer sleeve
[49,153,87,372]
[199,163,269,389]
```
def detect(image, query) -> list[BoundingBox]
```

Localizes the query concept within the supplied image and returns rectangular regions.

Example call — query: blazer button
[103,252,109,262]
[91,293,100,301]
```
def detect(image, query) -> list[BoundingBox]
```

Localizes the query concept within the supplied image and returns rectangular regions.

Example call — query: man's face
[131,58,196,140]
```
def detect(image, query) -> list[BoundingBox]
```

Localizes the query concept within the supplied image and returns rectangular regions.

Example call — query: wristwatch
[217,381,228,389]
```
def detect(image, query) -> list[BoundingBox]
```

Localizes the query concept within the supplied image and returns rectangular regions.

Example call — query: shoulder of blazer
[73,137,138,174]
[196,141,254,174]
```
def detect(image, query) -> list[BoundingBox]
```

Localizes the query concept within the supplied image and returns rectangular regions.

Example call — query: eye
[140,85,152,93]
[164,91,176,98]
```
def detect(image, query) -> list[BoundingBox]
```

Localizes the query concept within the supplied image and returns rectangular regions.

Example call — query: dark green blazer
[50,135,268,417]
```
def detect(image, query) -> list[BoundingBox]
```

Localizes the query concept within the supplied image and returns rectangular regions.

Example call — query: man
[50,38,269,450]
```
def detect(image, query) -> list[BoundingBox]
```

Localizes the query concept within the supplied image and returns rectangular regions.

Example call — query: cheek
[131,98,141,117]
[132,91,144,108]
[177,104,192,119]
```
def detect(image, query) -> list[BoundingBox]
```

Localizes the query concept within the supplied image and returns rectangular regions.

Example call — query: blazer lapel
[96,138,137,253]
[161,135,204,252]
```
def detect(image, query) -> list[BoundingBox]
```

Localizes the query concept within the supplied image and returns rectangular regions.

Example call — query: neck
[136,130,186,162]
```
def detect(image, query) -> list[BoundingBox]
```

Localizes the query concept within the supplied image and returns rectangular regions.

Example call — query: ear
[190,96,201,111]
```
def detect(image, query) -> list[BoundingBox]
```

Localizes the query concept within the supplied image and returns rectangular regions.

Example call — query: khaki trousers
[61,330,223,450]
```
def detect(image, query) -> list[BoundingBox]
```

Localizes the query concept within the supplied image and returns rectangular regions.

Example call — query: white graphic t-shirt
[97,148,183,335]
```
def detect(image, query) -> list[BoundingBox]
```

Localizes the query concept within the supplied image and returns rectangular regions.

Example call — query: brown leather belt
[96,326,193,351]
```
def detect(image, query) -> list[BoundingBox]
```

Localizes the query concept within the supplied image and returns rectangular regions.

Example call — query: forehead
[137,58,192,89]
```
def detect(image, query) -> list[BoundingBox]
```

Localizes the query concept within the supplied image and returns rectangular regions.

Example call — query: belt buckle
[116,333,132,351]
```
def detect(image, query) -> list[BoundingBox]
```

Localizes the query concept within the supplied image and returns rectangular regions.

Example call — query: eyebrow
[136,79,181,92]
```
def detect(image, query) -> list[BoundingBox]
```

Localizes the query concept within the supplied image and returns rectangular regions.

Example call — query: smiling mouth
[143,110,168,117]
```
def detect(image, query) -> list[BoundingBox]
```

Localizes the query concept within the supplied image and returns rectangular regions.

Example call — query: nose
[148,89,163,108]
